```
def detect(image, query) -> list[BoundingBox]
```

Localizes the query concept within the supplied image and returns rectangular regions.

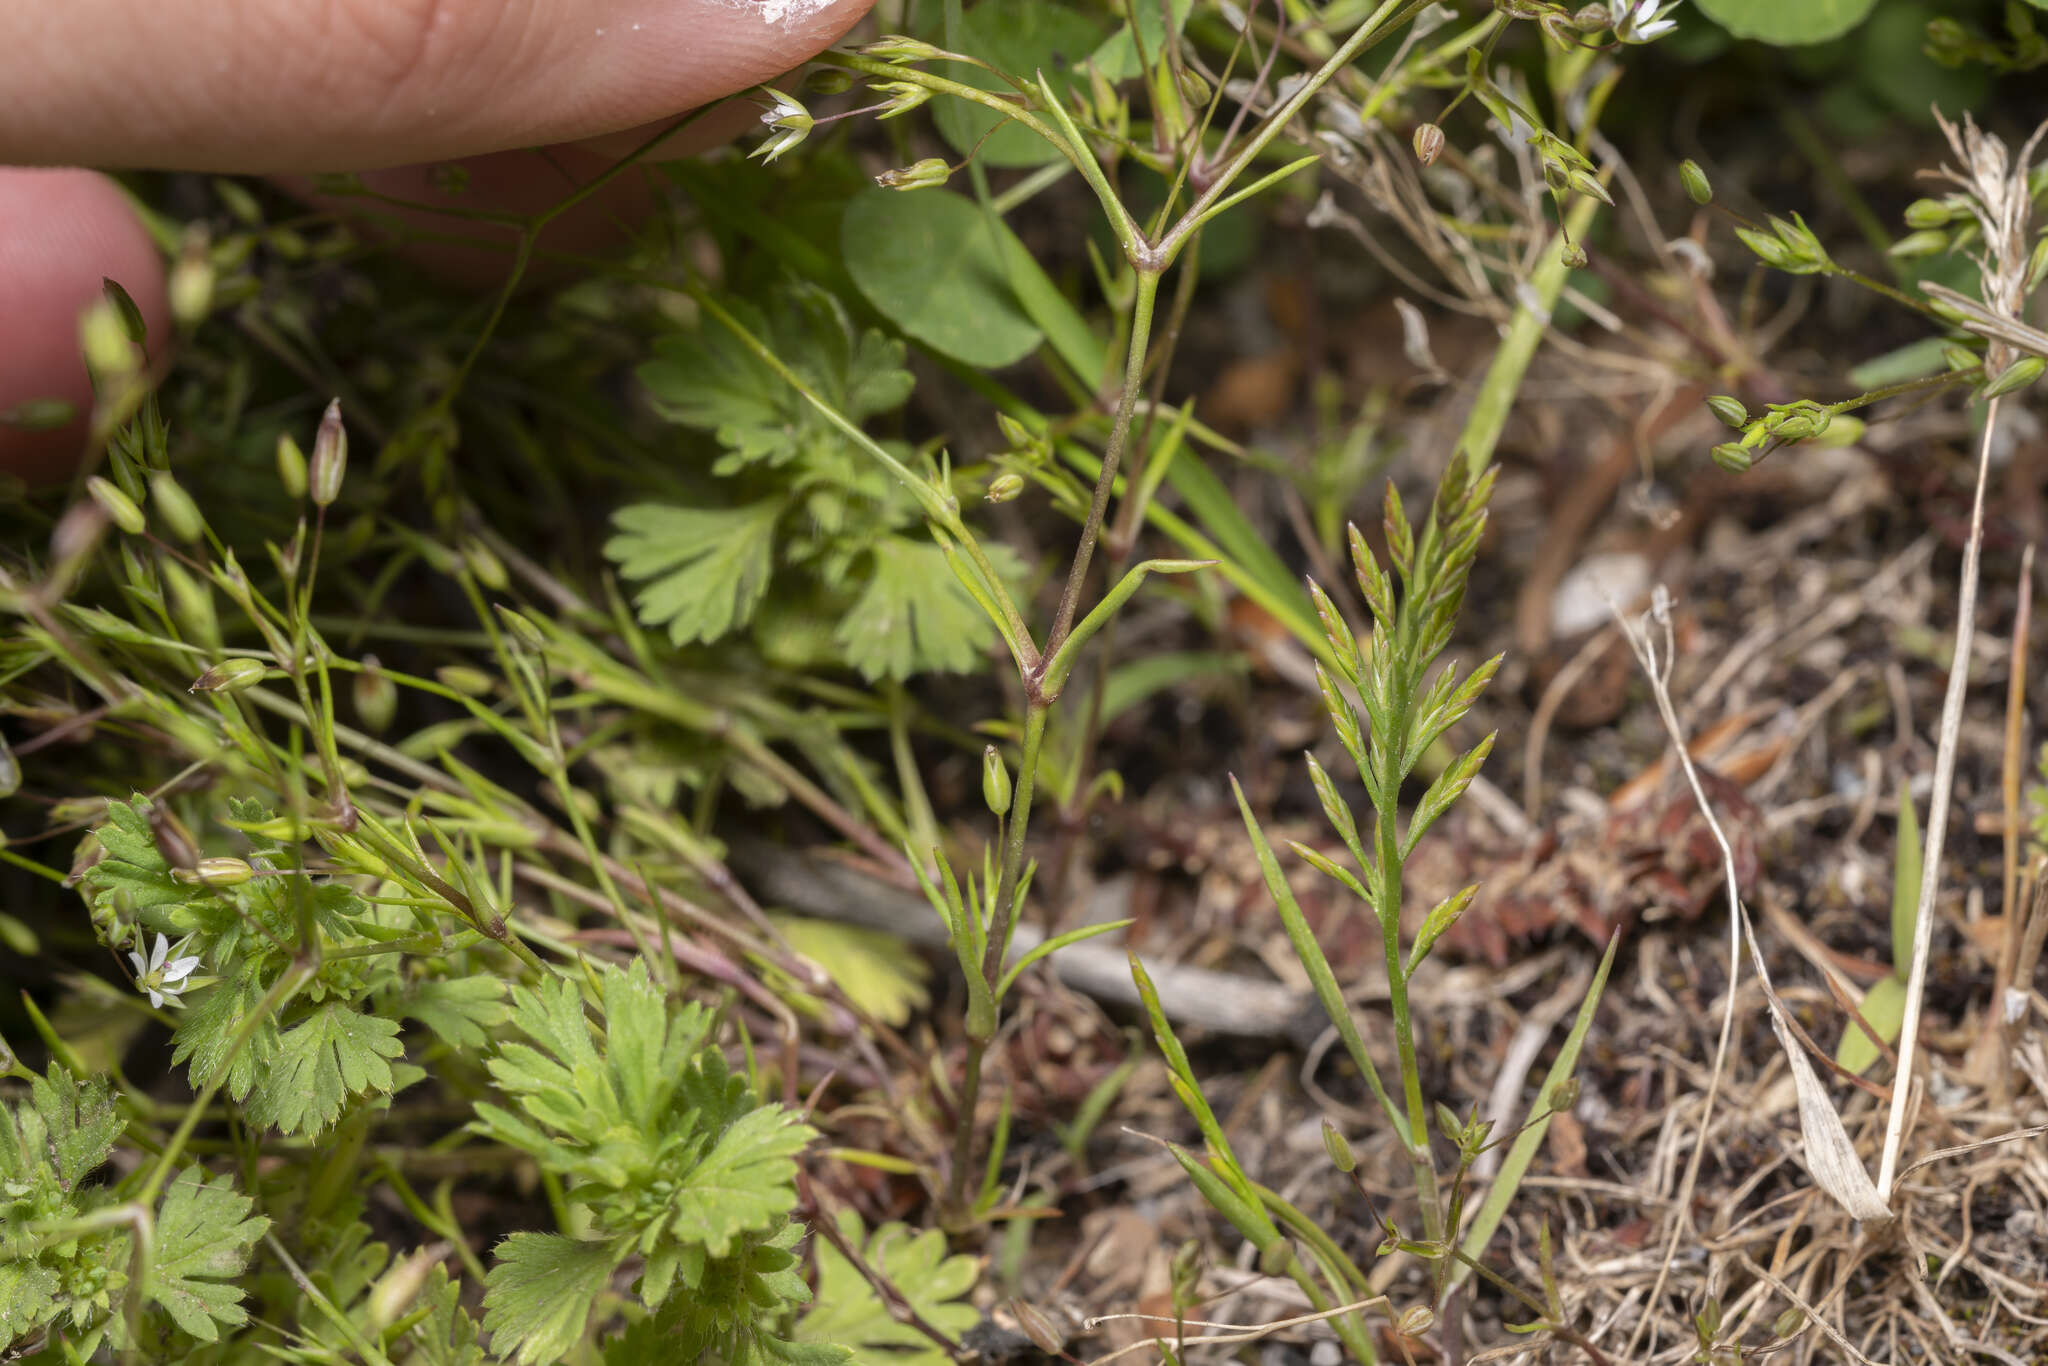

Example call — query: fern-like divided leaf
[0,1065,267,1350]
[611,282,1017,680]
[473,959,822,1363]
[144,1166,269,1342]
[80,796,432,1139]
[794,1210,980,1366]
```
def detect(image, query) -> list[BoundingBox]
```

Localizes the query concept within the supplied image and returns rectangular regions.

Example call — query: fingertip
[0,169,169,484]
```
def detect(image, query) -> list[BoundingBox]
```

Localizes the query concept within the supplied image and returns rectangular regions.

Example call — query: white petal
[149,933,171,972]
[162,957,202,985]
[128,950,149,976]
[145,988,165,1009]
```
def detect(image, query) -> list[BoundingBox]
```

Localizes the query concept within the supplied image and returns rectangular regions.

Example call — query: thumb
[6,0,872,173]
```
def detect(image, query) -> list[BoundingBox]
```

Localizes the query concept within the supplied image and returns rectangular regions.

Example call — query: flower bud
[1572,3,1612,30]
[310,398,347,506]
[1982,355,2045,400]
[1887,229,1948,259]
[876,157,952,191]
[995,412,1038,452]
[871,80,933,119]
[0,735,17,800]
[149,472,206,543]
[174,856,255,888]
[495,604,550,653]
[1548,1077,1580,1112]
[1559,240,1588,269]
[168,231,215,331]
[982,744,1012,817]
[79,298,139,380]
[1322,1118,1355,1172]
[1711,442,1753,473]
[1412,122,1445,166]
[1566,169,1614,205]
[355,657,398,734]
[2027,235,2048,293]
[86,477,146,536]
[1706,395,1747,428]
[1902,198,1952,230]
[1680,159,1712,205]
[436,665,496,697]
[276,432,308,499]
[1178,68,1211,109]
[190,657,269,693]
[1942,342,1980,372]
[986,473,1025,503]
[862,34,945,62]
[461,537,509,591]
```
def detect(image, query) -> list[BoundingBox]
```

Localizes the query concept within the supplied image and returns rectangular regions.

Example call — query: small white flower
[1616,0,1678,42]
[128,932,202,1009]
[750,88,813,166]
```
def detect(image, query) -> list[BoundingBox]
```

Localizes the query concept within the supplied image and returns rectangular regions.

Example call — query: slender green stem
[1154,0,1430,266]
[943,705,1047,1221]
[1045,270,1161,658]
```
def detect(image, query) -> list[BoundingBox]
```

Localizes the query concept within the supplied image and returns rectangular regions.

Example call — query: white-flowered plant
[128,932,202,1008]
[1616,0,1680,43]
[751,87,813,165]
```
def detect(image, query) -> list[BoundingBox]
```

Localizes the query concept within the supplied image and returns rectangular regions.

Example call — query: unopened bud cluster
[1735,212,1831,275]
[1707,394,1863,473]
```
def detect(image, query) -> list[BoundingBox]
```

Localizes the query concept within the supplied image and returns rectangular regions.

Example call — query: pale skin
[1,0,875,479]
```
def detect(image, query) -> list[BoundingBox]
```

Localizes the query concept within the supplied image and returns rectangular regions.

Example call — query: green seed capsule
[190,657,269,693]
[1412,122,1445,167]
[1887,229,1949,259]
[1982,355,2045,399]
[79,299,139,379]
[276,432,308,499]
[310,399,347,507]
[176,856,254,887]
[1902,198,1952,230]
[355,658,398,734]
[1680,159,1712,205]
[462,537,509,591]
[982,744,1012,817]
[1711,442,1753,473]
[876,157,951,191]
[149,472,205,543]
[86,477,146,536]
[986,473,1025,503]
[1706,394,1748,428]
[436,665,496,697]
[1322,1118,1355,1173]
